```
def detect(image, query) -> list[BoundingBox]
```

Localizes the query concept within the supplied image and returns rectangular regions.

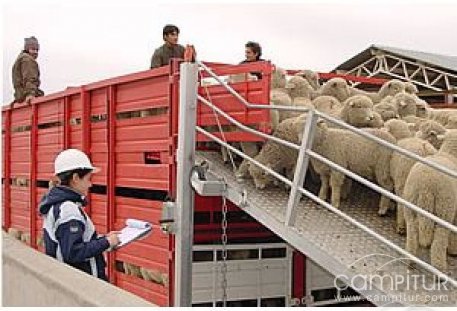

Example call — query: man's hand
[106,231,121,248]
[25,95,35,104]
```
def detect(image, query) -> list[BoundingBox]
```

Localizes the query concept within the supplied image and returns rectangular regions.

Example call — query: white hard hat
[54,149,100,175]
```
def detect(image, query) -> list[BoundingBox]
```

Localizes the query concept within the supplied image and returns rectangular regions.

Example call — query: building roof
[335,44,457,74]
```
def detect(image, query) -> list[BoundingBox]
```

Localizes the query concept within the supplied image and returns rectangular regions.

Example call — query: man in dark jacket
[240,41,265,80]
[12,36,44,103]
[150,24,185,69]
[40,149,120,281]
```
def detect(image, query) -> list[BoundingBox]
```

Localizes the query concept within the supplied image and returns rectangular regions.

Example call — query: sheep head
[416,120,447,150]
[296,70,320,90]
[384,119,412,140]
[415,99,430,118]
[312,96,342,115]
[378,79,405,98]
[340,95,376,127]
[404,82,419,95]
[321,78,351,102]
[249,162,276,189]
[439,129,457,156]
[285,76,314,99]
[445,115,457,130]
[392,92,417,118]
[374,101,400,121]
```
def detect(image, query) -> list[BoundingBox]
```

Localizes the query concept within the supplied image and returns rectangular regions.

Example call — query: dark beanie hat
[24,36,39,49]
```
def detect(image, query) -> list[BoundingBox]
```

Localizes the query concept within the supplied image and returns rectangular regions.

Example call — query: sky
[2,0,457,103]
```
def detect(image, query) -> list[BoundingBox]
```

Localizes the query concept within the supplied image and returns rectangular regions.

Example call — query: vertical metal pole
[174,62,199,307]
[285,110,317,226]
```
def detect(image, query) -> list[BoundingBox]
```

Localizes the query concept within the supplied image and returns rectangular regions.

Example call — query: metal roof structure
[333,45,457,102]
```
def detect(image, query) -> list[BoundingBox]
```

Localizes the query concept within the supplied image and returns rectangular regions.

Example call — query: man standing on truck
[39,149,120,281]
[12,36,44,103]
[150,24,186,69]
[240,41,264,80]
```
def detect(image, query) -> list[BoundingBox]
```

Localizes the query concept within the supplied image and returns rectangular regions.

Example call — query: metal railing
[193,60,457,288]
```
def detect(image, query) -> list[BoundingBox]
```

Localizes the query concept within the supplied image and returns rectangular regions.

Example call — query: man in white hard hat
[39,149,120,281]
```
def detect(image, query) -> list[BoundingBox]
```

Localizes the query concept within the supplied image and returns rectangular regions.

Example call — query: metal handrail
[196,126,457,289]
[199,94,457,232]
[198,59,457,180]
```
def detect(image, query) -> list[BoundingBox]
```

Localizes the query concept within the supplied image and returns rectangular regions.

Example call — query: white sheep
[248,96,379,188]
[338,95,377,128]
[308,121,396,215]
[445,114,457,129]
[271,67,287,89]
[285,75,315,100]
[317,78,351,102]
[384,119,413,141]
[403,130,457,271]
[296,69,321,90]
[311,95,342,117]
[404,81,419,95]
[350,79,405,104]
[426,108,457,127]
[391,92,418,118]
[374,98,400,121]
[415,119,447,150]
[415,98,429,118]
[387,119,437,234]
[248,114,306,189]
[275,96,313,124]
[401,115,427,132]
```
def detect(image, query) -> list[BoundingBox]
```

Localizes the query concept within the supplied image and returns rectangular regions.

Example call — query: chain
[221,194,228,306]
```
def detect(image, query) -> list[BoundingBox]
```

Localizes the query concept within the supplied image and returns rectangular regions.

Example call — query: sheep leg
[448,232,457,256]
[376,169,394,216]
[235,142,259,178]
[341,178,352,200]
[330,171,345,209]
[396,206,406,235]
[418,215,435,249]
[318,174,330,202]
[395,185,406,235]
[431,227,450,271]
[406,216,419,258]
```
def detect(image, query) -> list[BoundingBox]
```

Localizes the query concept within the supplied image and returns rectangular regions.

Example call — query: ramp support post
[174,62,199,307]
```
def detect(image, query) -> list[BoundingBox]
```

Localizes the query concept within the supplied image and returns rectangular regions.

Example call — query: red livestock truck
[6,57,418,307]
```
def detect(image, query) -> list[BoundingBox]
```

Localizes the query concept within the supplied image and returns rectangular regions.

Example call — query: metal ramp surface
[196,151,457,307]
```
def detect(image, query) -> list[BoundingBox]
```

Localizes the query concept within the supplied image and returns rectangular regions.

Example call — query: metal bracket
[191,161,249,208]
[160,201,176,234]
[190,162,227,196]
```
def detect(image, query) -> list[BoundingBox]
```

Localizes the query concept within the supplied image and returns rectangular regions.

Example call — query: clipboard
[116,219,152,248]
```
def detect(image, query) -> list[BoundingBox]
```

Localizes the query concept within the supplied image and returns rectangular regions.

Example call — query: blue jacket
[39,186,110,280]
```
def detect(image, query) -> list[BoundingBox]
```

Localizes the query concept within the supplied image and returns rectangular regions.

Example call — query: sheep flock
[225,68,457,272]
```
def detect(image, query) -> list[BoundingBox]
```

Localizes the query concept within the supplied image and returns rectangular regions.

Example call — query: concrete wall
[2,232,155,307]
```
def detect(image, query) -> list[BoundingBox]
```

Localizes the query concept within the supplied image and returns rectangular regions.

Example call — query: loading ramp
[195,151,457,307]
